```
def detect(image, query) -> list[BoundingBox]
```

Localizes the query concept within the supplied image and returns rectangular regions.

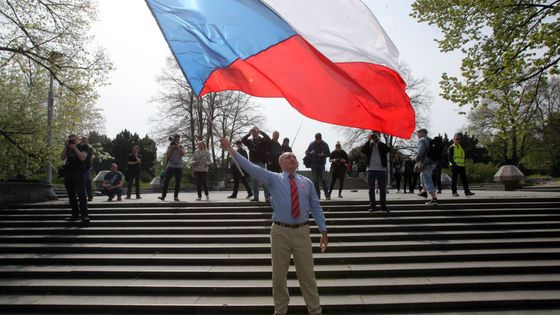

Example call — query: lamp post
[45,51,62,185]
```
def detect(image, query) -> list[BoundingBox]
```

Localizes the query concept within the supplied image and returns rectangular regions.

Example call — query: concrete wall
[0,182,57,208]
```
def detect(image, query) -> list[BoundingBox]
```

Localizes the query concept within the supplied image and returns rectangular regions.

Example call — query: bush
[464,160,499,183]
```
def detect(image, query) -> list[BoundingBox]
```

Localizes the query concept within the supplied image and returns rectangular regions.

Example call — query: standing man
[80,136,94,201]
[220,137,327,315]
[101,163,124,201]
[305,133,331,199]
[415,128,438,205]
[361,132,391,212]
[242,127,271,202]
[125,145,142,199]
[268,131,283,173]
[227,140,253,199]
[60,134,93,223]
[448,132,475,197]
[158,134,186,202]
[328,142,349,198]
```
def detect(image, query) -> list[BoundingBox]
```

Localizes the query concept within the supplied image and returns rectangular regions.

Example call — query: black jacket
[361,140,390,168]
[242,132,270,163]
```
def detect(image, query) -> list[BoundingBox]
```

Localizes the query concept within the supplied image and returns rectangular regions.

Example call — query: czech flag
[146,0,415,138]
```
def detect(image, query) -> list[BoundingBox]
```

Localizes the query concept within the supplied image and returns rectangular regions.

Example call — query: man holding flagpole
[220,137,328,315]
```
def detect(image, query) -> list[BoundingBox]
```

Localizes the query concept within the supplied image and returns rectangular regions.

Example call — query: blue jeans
[420,162,436,193]
[367,170,387,210]
[311,165,328,198]
[251,162,269,200]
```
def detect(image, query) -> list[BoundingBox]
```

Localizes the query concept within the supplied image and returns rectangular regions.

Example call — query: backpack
[302,155,312,168]
[427,136,444,161]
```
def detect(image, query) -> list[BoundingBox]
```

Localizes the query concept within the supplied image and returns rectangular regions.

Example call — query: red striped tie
[289,174,300,218]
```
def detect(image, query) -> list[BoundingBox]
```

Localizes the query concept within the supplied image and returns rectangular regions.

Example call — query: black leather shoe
[227,195,237,199]
[81,216,90,223]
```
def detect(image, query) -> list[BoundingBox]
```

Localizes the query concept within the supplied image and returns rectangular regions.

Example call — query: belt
[273,221,309,228]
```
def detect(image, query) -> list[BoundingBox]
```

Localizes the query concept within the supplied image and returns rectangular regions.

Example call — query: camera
[168,136,174,142]
[67,139,75,145]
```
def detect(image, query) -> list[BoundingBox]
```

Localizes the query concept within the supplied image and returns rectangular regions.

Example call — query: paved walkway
[49,188,560,206]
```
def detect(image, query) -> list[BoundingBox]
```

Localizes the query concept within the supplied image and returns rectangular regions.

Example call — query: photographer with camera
[60,134,93,223]
[361,132,391,213]
[158,134,186,202]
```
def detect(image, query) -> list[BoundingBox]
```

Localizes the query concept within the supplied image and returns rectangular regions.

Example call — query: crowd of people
[60,127,475,220]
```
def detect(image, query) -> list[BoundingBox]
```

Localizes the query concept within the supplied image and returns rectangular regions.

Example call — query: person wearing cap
[227,140,253,199]
[361,132,391,212]
[415,128,438,205]
[220,137,328,315]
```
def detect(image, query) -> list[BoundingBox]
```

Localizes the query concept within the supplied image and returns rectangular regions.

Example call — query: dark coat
[361,140,390,168]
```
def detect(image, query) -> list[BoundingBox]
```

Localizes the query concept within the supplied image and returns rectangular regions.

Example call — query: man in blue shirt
[220,137,328,315]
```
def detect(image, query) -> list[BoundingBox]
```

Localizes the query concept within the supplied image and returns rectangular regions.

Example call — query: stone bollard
[494,165,525,191]
[149,177,163,192]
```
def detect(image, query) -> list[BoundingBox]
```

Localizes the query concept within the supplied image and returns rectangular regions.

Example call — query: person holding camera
[60,134,93,223]
[242,127,271,202]
[158,134,186,202]
[125,145,142,199]
[361,132,391,213]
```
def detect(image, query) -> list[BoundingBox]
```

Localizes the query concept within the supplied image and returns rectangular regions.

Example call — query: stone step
[2,214,559,228]
[2,248,559,265]
[1,290,559,314]
[2,229,560,243]
[2,260,559,279]
[6,197,560,209]
[2,238,560,254]
[2,197,560,313]
[2,274,560,295]
[3,205,560,218]
[2,221,559,235]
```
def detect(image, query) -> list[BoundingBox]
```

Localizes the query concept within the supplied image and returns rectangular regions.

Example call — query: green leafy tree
[111,130,142,173]
[411,0,560,107]
[0,0,112,179]
[139,135,157,179]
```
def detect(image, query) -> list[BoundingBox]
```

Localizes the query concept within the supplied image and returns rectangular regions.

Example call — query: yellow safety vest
[450,144,465,167]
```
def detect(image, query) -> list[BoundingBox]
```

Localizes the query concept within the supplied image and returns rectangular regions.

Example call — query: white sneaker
[205,195,209,201]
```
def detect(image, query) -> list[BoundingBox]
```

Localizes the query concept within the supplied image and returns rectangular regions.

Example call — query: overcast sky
[92,0,466,158]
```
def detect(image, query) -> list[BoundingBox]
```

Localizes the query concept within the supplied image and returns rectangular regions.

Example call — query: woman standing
[192,141,211,201]
[328,142,349,198]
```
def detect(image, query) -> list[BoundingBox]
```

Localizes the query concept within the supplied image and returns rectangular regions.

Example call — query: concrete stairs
[1,198,560,314]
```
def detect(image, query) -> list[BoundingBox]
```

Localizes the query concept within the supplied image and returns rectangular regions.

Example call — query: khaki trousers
[270,223,322,315]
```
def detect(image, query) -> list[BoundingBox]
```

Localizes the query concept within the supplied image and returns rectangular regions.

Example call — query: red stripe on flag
[201,35,415,138]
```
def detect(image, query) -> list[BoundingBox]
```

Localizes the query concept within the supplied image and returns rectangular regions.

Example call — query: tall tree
[411,0,560,107]
[151,56,264,160]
